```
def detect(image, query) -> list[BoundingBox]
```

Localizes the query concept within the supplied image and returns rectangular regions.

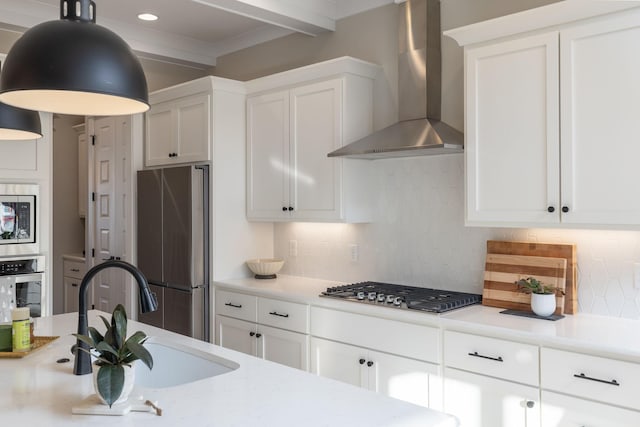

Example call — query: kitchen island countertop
[0,311,458,426]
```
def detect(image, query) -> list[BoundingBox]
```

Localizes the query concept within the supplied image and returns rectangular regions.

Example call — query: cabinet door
[174,93,210,164]
[290,79,342,221]
[258,324,309,371]
[541,391,640,427]
[369,349,436,409]
[444,368,540,427]
[215,315,257,357]
[246,90,290,220]
[465,32,560,226]
[310,337,367,388]
[560,10,640,225]
[63,276,80,314]
[145,100,175,166]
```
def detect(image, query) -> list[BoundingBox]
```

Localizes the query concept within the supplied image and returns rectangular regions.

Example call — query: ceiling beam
[192,0,336,35]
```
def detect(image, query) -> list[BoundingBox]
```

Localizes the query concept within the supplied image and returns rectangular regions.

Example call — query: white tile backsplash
[274,154,640,319]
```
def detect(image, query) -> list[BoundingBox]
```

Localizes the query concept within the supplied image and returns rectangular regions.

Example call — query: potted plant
[516,277,564,317]
[74,304,153,407]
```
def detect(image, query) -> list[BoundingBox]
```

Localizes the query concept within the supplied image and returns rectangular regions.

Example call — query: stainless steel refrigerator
[136,165,209,341]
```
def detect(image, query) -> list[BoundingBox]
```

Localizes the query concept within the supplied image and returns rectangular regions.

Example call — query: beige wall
[214,4,399,130]
[213,0,560,132]
[52,114,85,314]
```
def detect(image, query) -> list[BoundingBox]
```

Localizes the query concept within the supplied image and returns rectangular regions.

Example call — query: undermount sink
[134,339,239,389]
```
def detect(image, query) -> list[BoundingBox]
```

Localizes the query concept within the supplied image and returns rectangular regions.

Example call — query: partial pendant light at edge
[0,102,42,140]
[0,0,148,116]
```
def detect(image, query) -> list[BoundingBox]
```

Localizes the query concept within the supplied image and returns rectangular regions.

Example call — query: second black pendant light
[0,0,149,116]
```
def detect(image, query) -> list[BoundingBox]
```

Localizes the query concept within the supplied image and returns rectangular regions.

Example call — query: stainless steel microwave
[0,184,38,256]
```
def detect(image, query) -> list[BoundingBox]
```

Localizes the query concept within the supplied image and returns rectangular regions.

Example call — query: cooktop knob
[368,292,377,301]
[377,294,386,302]
[393,296,403,306]
[356,291,365,300]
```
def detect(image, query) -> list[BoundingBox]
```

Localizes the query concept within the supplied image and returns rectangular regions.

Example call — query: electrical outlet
[634,263,640,289]
[289,240,298,258]
[350,244,359,262]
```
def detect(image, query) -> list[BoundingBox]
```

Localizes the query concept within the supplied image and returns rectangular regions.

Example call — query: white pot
[92,363,135,406]
[531,293,556,317]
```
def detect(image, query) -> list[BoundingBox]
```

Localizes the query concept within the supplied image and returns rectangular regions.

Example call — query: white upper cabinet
[145,76,244,167]
[560,11,640,225]
[464,32,559,225]
[246,57,377,223]
[447,4,640,228]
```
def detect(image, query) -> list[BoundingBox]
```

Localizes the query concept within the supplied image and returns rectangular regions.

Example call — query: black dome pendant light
[0,102,42,140]
[0,0,149,116]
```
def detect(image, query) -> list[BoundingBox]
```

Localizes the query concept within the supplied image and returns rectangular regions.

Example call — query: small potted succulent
[516,277,564,317]
[74,304,153,407]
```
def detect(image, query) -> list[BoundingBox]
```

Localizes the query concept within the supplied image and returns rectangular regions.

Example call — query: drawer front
[63,260,86,280]
[444,330,539,386]
[311,306,440,363]
[542,391,640,427]
[541,347,640,411]
[258,297,309,333]
[215,290,257,323]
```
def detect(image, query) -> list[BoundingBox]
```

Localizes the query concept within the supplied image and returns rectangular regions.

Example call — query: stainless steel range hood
[328,0,463,159]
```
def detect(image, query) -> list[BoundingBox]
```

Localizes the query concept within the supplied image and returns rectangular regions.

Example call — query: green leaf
[99,315,111,331]
[112,304,127,350]
[88,327,104,345]
[95,364,125,408]
[126,338,153,370]
[73,334,96,348]
[96,341,119,359]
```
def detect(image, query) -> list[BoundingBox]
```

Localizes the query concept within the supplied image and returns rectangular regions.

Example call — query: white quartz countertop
[1,311,458,426]
[215,275,640,361]
[62,253,85,262]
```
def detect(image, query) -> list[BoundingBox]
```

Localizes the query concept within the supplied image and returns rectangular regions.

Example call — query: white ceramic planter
[92,363,135,405]
[531,293,556,317]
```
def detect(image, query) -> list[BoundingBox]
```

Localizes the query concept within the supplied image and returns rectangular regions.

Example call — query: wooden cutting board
[483,254,567,314]
[486,240,578,314]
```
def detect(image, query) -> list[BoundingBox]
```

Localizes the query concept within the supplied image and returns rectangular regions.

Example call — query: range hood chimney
[328,0,463,159]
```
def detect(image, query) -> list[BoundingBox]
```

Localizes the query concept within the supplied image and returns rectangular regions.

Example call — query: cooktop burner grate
[320,281,482,313]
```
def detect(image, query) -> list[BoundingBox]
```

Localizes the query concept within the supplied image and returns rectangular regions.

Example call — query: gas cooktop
[320,281,482,313]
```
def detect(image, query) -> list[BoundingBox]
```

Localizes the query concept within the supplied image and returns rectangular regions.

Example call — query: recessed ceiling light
[138,13,158,21]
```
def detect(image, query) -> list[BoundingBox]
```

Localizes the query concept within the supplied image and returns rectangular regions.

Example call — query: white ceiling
[0,0,394,67]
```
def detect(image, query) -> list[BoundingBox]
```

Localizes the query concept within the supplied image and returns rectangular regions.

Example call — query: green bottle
[12,307,30,352]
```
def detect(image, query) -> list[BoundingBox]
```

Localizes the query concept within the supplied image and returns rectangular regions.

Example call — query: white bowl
[246,258,284,279]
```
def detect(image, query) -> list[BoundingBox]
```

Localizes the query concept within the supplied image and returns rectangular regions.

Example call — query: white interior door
[93,117,116,312]
[93,116,136,313]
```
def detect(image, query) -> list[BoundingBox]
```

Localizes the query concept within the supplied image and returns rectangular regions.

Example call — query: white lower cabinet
[540,347,640,426]
[444,368,540,427]
[310,306,441,409]
[63,258,87,314]
[310,337,435,409]
[214,289,310,371]
[541,391,640,427]
[216,315,309,370]
[443,330,541,427]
